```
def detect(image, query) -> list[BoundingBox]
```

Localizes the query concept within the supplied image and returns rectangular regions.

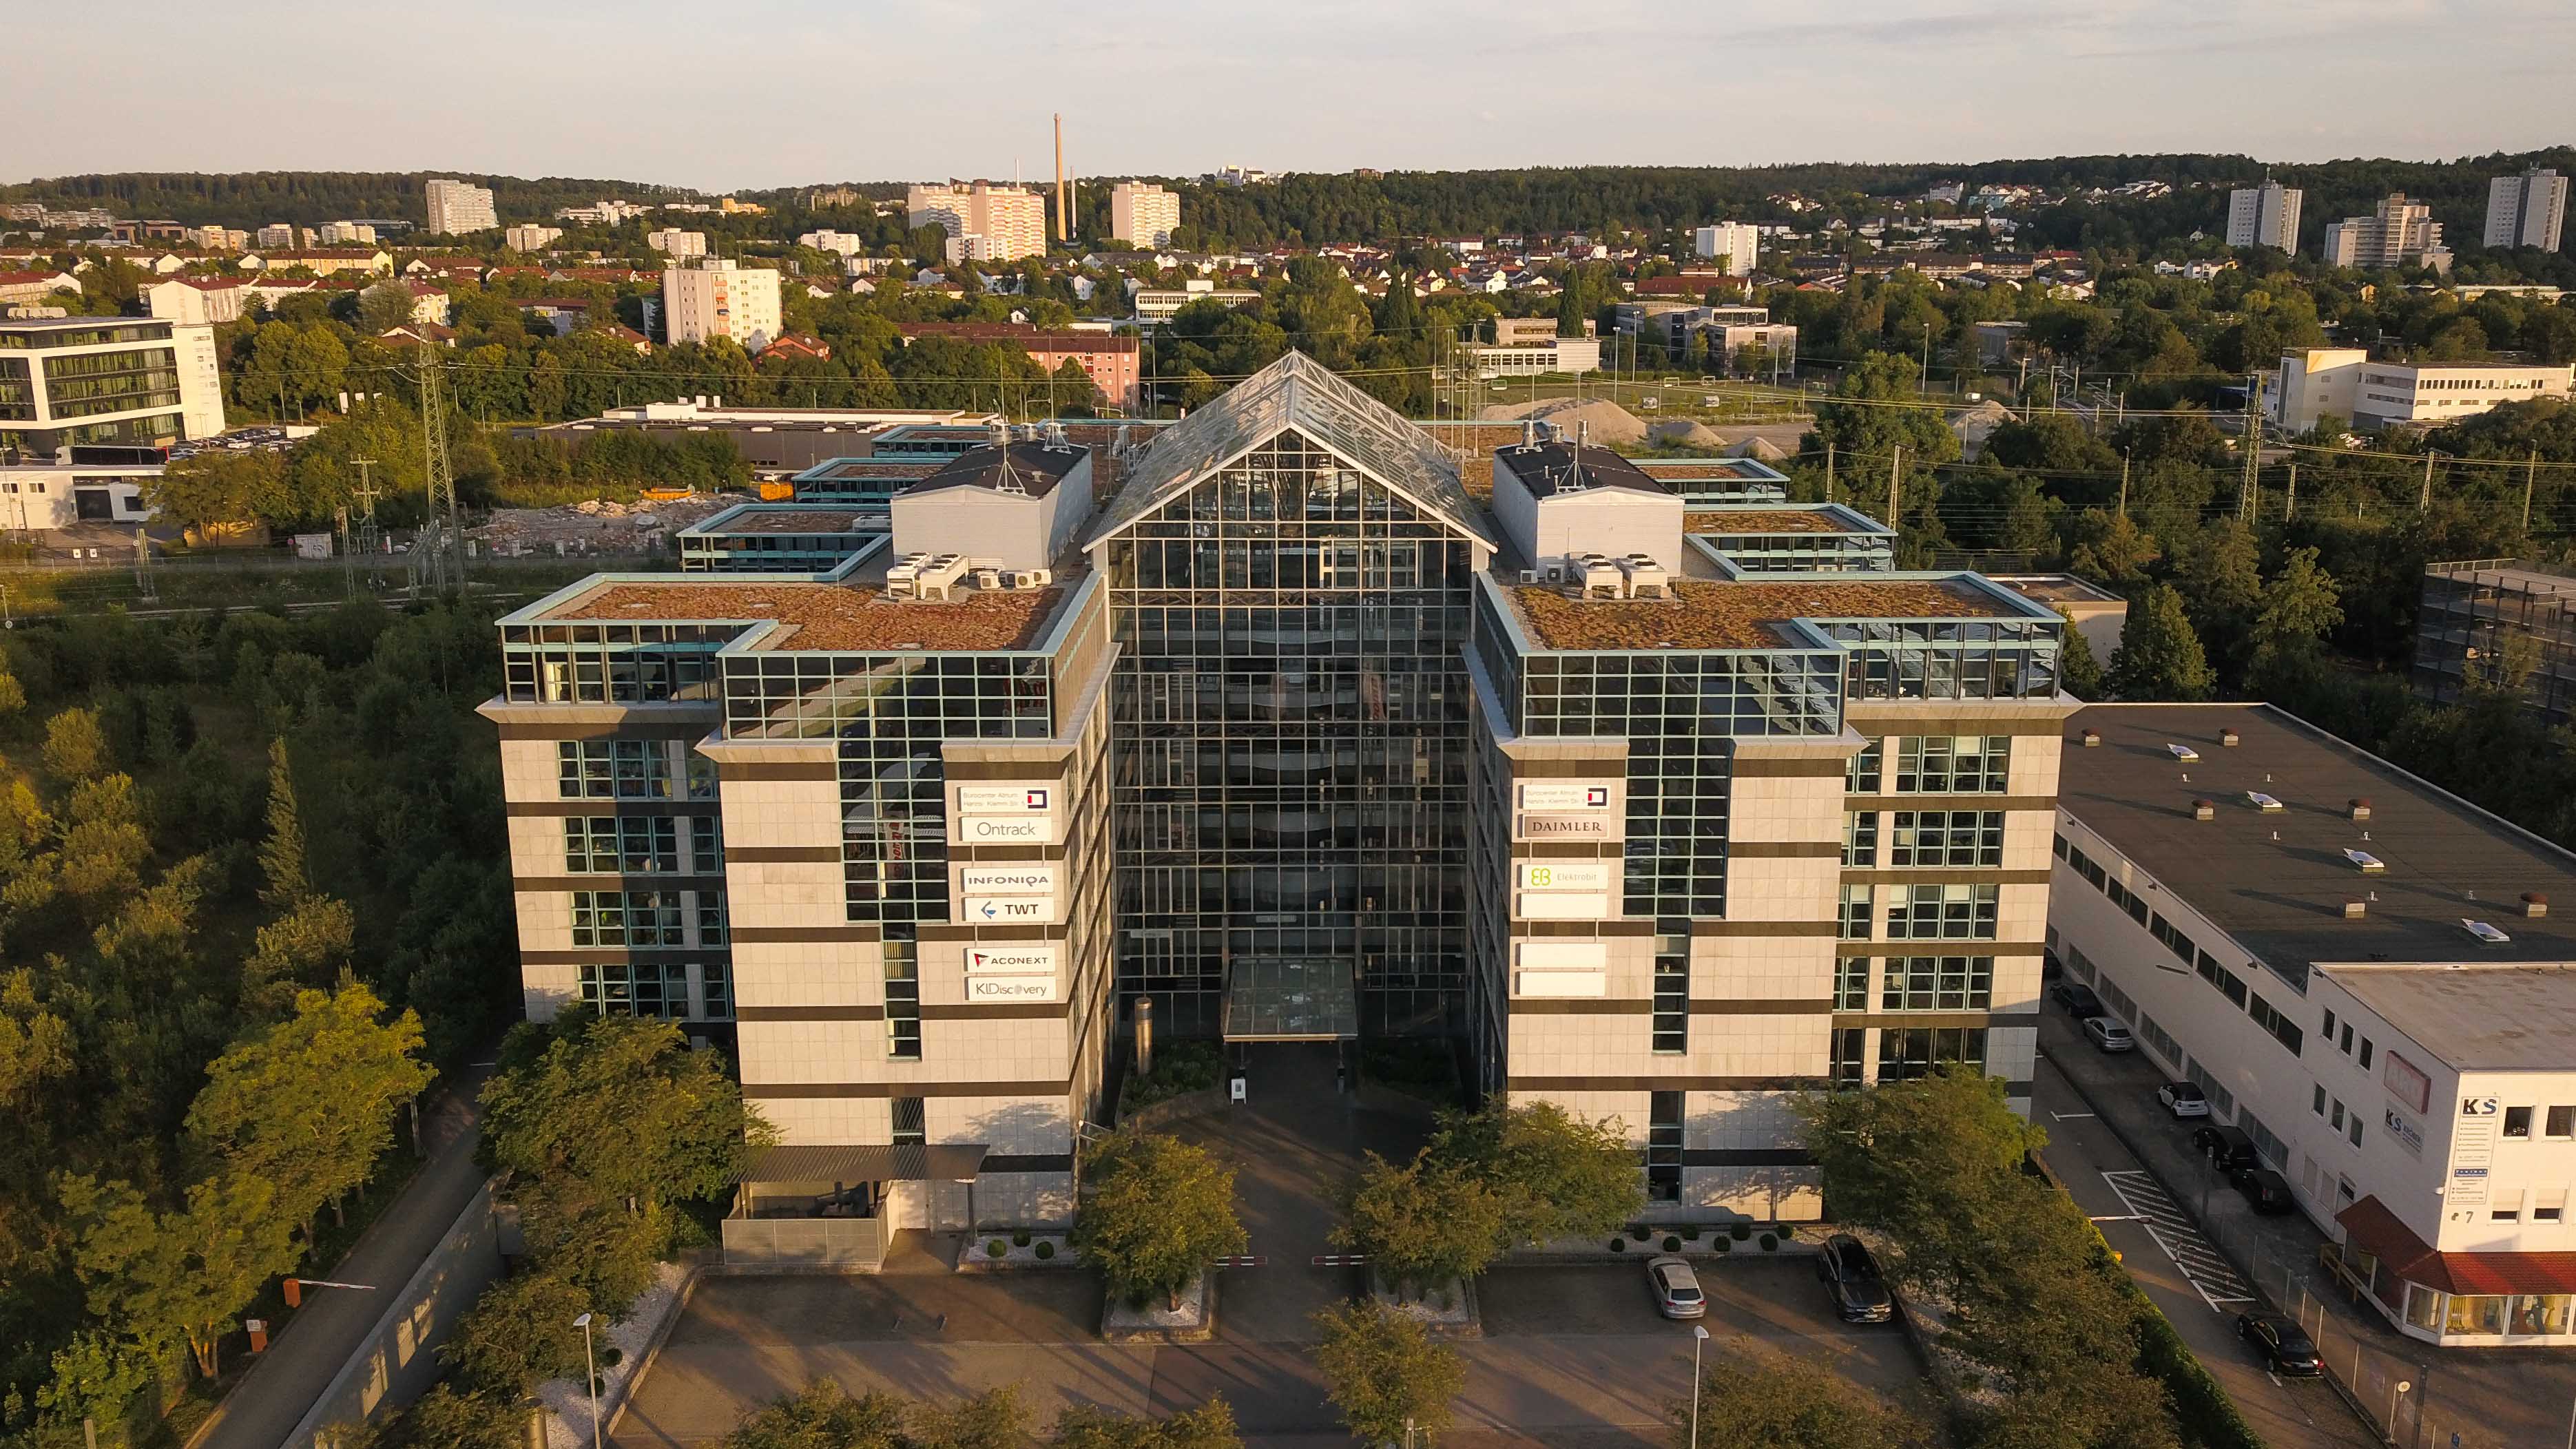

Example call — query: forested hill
[0,171,691,227]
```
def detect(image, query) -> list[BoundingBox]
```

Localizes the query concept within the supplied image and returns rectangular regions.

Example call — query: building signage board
[1515,968,1607,999]
[1517,813,1621,842]
[964,896,1060,924]
[2384,1107,2424,1156]
[966,974,1059,1003]
[1519,782,1614,812]
[955,815,1060,844]
[965,944,1058,976]
[1515,860,1614,893]
[1518,941,1606,971]
[956,784,1052,814]
[1517,892,1611,920]
[959,864,1058,896]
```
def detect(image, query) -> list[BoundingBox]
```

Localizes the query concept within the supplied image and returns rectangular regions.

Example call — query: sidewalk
[2039,1008,2576,1449]
[186,1063,494,1449]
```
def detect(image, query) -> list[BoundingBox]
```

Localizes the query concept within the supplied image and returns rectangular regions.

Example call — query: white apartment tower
[905,183,1049,263]
[647,228,709,258]
[2322,194,2452,275]
[2225,180,2303,253]
[2484,167,2568,252]
[424,178,498,236]
[661,258,782,353]
[1692,222,1760,275]
[1108,183,1181,247]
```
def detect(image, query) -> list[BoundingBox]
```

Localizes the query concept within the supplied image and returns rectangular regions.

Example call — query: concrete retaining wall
[293,1181,502,1448]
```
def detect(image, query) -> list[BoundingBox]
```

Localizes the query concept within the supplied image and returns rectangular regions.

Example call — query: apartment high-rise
[661,258,782,353]
[1691,222,1760,275]
[647,228,709,258]
[482,353,2072,1260]
[2225,180,2303,253]
[1108,183,1181,248]
[424,178,498,236]
[2321,194,2451,275]
[904,183,1049,264]
[2484,167,2568,252]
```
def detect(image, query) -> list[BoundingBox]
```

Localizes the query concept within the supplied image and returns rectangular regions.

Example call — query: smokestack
[1054,114,1066,242]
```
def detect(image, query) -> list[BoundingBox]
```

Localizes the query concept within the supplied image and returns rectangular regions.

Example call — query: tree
[1669,1345,1929,1449]
[1050,1399,1240,1449]
[1794,1067,2042,1301]
[1428,1101,1642,1248]
[1334,1154,1506,1298]
[1311,1300,1465,1447]
[2107,585,2214,701]
[41,707,110,780]
[258,736,312,906]
[911,1384,1028,1449]
[2054,609,2104,699]
[2249,545,2344,664]
[441,1266,594,1394]
[333,1382,528,1449]
[59,1170,300,1379]
[480,1014,767,1216]
[184,981,431,1233]
[357,281,420,336]
[721,1380,908,1449]
[1074,1129,1245,1311]
[2063,510,2159,587]
[145,450,295,534]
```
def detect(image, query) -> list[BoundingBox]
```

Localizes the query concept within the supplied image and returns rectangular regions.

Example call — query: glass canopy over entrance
[1221,957,1360,1041]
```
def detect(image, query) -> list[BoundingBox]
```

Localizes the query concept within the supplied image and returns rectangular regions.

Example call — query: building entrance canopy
[1222,957,1359,1040]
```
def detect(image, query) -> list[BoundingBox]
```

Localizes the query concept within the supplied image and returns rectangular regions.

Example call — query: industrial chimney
[1054,114,1068,242]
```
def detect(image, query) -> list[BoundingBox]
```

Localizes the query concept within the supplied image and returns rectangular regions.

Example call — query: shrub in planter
[1713,1237,1732,1253]
[1013,1229,1031,1247]
[1663,1236,1682,1253]
[1626,1222,1649,1240]
[1730,1222,1752,1242]
[1681,1227,1701,1242]
[1608,1238,1626,1253]
[987,1238,1010,1258]
[1758,1233,1778,1252]
[1775,1224,1795,1240]
[1035,1241,1056,1260]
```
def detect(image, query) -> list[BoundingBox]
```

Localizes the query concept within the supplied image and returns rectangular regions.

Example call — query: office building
[556,200,649,227]
[2484,167,2568,252]
[2269,348,2570,432]
[2321,194,2451,275]
[1463,336,1601,377]
[661,259,782,354]
[2225,180,2303,253]
[2413,559,2576,724]
[647,229,709,258]
[142,278,250,326]
[906,183,1049,264]
[506,225,565,253]
[1108,183,1181,248]
[0,460,158,530]
[893,324,1143,413]
[0,316,224,463]
[2050,702,2576,1345]
[483,353,2075,1258]
[519,400,996,476]
[1131,286,1260,322]
[1692,223,1760,275]
[798,229,868,256]
[424,178,498,236]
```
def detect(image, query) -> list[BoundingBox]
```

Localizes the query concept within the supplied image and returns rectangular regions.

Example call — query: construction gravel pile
[1474,396,1650,446]
[472,494,731,556]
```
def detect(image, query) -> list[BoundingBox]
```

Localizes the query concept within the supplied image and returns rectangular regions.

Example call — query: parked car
[2157,1081,2210,1119]
[2230,1165,2296,1214]
[1816,1233,1894,1323]
[2082,1016,2135,1053]
[1646,1254,1705,1320]
[2235,1312,2323,1375]
[2050,980,2106,1017]
[2191,1123,2259,1172]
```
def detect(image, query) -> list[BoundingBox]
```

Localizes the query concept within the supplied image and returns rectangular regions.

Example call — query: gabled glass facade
[1097,427,1479,1037]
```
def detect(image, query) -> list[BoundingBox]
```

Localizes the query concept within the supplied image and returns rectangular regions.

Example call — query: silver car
[2083,1015,2135,1053]
[1647,1254,1705,1320]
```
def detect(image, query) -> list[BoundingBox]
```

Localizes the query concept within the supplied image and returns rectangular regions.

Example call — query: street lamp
[573,1312,602,1449]
[2391,1379,2410,1439]
[1689,1324,1711,1449]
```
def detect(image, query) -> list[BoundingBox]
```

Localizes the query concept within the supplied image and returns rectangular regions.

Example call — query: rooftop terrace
[1511,578,2014,650]
[689,508,880,536]
[539,578,1065,651]
[1684,508,1868,536]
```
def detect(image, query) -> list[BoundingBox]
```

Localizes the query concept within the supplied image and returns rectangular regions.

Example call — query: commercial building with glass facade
[2050,702,2576,1346]
[484,352,2075,1253]
[0,317,225,463]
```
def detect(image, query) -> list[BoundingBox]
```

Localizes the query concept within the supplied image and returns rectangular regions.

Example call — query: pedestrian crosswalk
[2099,1168,2257,1311]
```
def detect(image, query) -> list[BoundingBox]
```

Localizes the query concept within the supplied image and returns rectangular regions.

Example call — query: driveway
[2042,1005,2576,1449]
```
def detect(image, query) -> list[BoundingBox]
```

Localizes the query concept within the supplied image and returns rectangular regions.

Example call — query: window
[884,935,921,1060]
[2537,1195,2566,1223]
[700,960,733,1021]
[2136,1013,2179,1065]
[2331,1099,2346,1130]
[1880,955,1994,1012]
[692,818,725,875]
[1646,1091,1683,1201]
[2546,1106,2575,1139]
[1842,811,1878,867]
[891,1096,926,1145]
[1889,811,2004,867]
[1845,740,1882,793]
[2248,993,2303,1055]
[1829,1029,1865,1087]
[2323,1007,2337,1038]
[569,890,685,947]
[2339,1023,2354,1054]
[557,739,672,799]
[577,962,687,1018]
[2359,1038,2374,1070]
[1838,885,1873,940]
[1895,735,2009,793]
[1878,1027,1988,1082]
[2243,1111,2288,1167]
[2314,1084,2329,1117]
[564,815,679,873]
[1886,884,1998,940]
[696,892,729,946]
[2504,1106,2535,1139]
[1651,954,1688,1054]
[686,752,720,800]
[2348,1115,2365,1148]
[2053,832,2070,861]
[1834,957,1869,1011]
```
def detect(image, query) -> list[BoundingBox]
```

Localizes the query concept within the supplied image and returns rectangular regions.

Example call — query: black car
[2191,1123,2259,1172]
[1816,1233,1895,1323]
[2050,981,2106,1017]
[2236,1312,2323,1375]
[2230,1165,2296,1214]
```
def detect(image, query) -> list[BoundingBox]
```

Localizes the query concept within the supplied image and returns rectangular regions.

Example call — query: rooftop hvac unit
[2460,918,2512,945]
[1617,555,1670,599]
[1006,568,1052,590]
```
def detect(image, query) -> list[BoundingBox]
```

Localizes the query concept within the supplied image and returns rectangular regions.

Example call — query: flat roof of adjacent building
[1684,506,1879,536]
[793,457,950,483]
[909,441,1084,499]
[685,507,878,536]
[2318,964,2576,1073]
[533,577,1066,651]
[1494,441,1665,499]
[1510,577,2017,651]
[1987,573,2126,605]
[2059,703,2576,972]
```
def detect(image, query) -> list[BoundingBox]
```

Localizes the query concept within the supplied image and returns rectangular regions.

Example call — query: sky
[11,0,2573,190]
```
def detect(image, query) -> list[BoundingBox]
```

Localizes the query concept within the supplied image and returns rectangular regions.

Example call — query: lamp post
[1689,1324,1710,1449]
[574,1312,602,1449]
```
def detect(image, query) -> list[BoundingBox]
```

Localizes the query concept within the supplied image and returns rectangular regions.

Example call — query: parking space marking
[2098,1168,2257,1312]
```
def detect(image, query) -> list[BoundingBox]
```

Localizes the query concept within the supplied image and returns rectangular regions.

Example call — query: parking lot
[611,1257,1925,1447]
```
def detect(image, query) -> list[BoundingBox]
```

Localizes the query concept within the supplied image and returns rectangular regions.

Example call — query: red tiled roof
[2338,1196,2576,1295]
